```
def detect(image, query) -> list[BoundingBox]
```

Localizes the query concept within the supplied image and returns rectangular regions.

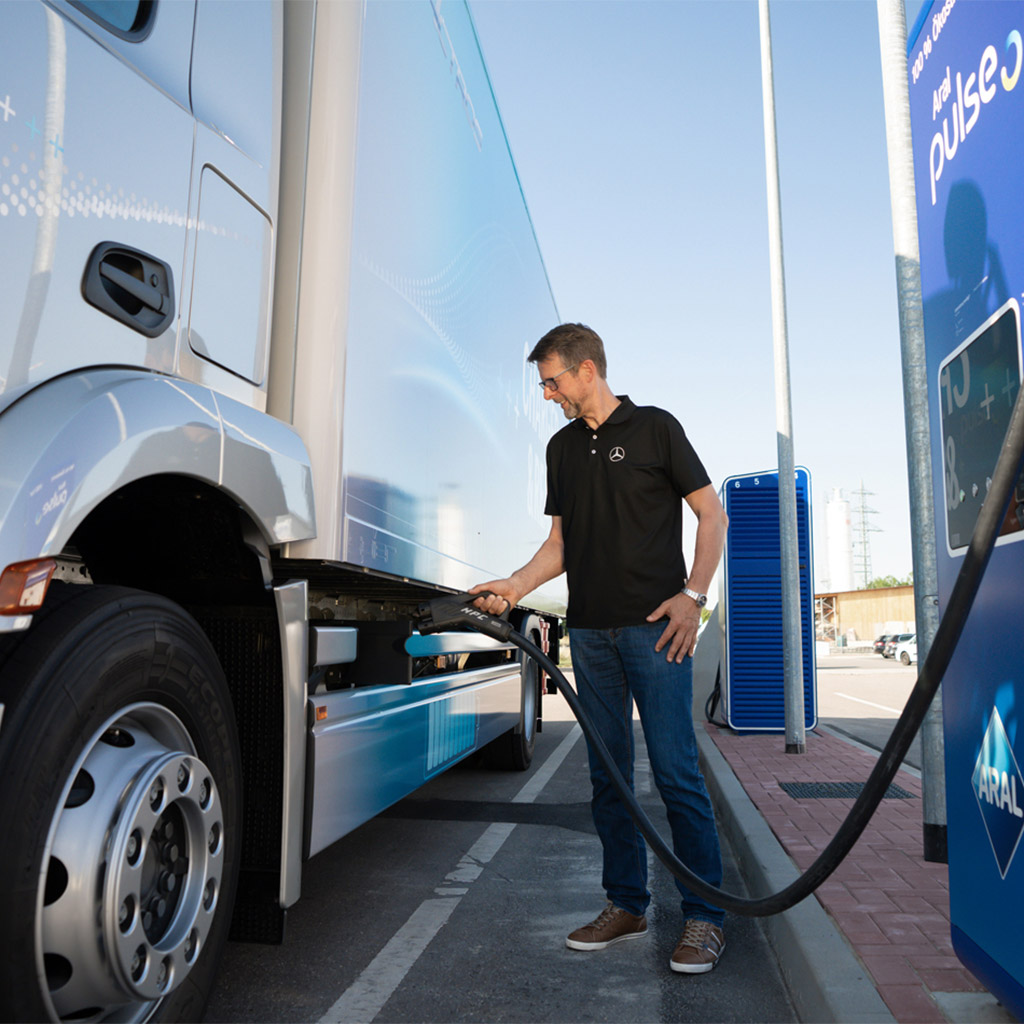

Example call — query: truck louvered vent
[427,691,478,773]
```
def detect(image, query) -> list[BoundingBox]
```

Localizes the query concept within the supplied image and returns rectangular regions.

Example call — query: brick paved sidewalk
[706,723,1013,1024]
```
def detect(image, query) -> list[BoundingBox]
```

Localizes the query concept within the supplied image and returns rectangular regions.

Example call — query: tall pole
[877,0,946,862]
[758,0,805,754]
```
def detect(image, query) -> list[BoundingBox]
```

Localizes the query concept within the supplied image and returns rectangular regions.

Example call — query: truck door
[0,0,196,407]
[179,0,279,411]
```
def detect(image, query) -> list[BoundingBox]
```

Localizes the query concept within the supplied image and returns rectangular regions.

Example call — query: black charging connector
[416,591,512,642]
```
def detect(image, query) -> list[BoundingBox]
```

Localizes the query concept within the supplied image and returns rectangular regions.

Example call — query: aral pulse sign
[908,1,1024,1016]
[915,5,1022,206]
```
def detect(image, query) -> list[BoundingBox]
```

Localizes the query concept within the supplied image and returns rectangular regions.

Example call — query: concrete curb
[697,728,896,1024]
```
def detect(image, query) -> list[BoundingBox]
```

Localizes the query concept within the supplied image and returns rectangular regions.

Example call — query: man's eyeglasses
[538,364,577,391]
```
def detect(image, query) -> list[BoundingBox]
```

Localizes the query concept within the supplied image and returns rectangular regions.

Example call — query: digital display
[938,299,1024,553]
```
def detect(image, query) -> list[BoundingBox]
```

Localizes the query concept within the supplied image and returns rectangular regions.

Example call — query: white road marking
[318,898,460,1024]
[443,822,516,883]
[512,723,582,803]
[835,692,902,715]
[318,724,584,1024]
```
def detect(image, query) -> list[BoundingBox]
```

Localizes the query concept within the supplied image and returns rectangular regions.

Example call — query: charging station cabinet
[908,3,1024,1015]
[718,468,816,732]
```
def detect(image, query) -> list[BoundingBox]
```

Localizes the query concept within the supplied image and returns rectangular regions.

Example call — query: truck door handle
[82,242,175,338]
[99,260,168,314]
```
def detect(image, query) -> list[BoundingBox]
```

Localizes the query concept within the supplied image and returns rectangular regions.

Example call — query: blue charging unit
[718,468,817,732]
[908,3,1024,1015]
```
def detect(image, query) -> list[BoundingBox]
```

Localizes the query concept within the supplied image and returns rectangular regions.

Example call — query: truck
[0,1,565,1019]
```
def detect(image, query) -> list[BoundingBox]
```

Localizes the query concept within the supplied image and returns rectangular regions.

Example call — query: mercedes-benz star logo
[609,446,625,462]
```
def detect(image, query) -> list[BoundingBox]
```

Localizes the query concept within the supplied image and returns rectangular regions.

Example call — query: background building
[814,584,915,647]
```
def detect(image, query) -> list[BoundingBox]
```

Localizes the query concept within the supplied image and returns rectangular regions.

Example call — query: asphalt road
[205,651,924,1023]
[814,650,924,768]
[206,688,796,1024]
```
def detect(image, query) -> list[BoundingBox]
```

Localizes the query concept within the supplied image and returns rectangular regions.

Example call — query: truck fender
[0,370,316,621]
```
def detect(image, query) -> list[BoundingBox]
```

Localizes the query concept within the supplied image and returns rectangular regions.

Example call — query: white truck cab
[0,3,563,1019]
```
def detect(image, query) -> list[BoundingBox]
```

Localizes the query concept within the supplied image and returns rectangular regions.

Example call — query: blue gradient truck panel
[339,1,561,601]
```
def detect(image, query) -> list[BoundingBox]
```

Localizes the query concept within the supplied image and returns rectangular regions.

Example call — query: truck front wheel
[0,584,241,1023]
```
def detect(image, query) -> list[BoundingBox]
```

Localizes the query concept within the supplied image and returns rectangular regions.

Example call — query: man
[472,323,729,974]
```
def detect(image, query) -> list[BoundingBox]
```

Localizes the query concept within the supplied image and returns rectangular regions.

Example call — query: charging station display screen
[938,299,1024,553]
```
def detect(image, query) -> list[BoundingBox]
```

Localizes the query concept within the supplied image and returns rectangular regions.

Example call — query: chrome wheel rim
[38,704,224,1022]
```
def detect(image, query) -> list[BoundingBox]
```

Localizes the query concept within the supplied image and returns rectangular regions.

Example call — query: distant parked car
[874,634,895,654]
[895,635,918,666]
[884,632,914,659]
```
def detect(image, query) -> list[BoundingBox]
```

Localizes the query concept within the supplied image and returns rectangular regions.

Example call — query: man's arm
[470,516,564,615]
[646,484,729,663]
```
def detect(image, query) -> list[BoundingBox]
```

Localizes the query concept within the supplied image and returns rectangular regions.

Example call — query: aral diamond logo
[972,707,1024,879]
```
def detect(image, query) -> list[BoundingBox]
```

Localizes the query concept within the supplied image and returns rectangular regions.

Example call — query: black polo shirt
[544,396,711,629]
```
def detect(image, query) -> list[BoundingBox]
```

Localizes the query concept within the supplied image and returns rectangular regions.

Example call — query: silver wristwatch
[682,586,707,608]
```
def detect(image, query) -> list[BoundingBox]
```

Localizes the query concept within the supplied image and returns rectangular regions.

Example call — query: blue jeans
[569,623,724,926]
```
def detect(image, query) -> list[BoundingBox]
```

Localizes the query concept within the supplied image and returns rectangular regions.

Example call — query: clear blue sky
[470,0,929,589]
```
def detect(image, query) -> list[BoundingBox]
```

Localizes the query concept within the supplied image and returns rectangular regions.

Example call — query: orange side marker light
[0,559,57,614]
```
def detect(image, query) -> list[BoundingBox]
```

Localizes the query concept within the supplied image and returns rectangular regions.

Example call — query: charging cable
[417,383,1024,915]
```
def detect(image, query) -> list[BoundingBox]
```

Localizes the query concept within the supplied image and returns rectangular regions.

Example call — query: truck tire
[486,636,541,771]
[0,583,241,1023]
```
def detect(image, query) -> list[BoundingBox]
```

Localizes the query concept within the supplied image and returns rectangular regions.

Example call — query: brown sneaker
[566,903,648,950]
[670,918,725,973]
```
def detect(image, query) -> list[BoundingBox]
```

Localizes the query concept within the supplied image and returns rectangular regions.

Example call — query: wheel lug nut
[165,843,179,864]
[130,945,145,982]
[159,871,177,894]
